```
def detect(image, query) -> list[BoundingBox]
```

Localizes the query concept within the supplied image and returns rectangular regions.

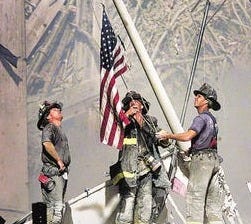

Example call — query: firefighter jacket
[119,115,171,189]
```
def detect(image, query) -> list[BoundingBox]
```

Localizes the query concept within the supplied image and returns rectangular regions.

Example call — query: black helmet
[122,91,150,114]
[37,101,63,130]
[194,83,221,111]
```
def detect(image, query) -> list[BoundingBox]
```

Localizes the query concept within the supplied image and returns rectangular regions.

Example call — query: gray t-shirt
[41,123,71,166]
[189,112,217,150]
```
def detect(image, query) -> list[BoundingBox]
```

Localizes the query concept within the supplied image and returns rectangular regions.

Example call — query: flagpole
[112,0,190,151]
[112,2,187,222]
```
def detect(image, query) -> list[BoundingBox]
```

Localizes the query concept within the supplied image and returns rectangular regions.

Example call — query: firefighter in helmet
[37,101,71,224]
[114,91,171,224]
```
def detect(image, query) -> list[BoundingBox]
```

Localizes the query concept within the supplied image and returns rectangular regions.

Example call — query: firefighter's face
[47,107,63,121]
[129,100,143,112]
[194,94,207,108]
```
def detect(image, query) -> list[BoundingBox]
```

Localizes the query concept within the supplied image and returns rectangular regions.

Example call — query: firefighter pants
[41,175,67,224]
[116,173,152,224]
[186,151,224,224]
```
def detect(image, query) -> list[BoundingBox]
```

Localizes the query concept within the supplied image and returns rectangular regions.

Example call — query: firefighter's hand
[57,159,65,172]
[155,130,170,141]
[125,106,139,117]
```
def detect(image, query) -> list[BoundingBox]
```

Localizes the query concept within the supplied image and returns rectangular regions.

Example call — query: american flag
[99,9,130,149]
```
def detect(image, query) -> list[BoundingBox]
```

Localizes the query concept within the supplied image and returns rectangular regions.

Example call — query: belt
[191,148,217,156]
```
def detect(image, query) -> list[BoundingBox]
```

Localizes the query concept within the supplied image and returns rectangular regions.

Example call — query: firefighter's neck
[197,105,209,114]
[50,119,61,127]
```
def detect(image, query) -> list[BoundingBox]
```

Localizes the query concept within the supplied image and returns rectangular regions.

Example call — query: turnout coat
[118,115,171,189]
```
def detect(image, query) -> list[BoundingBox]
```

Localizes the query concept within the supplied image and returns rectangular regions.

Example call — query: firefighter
[37,101,71,224]
[156,83,224,224]
[115,91,171,224]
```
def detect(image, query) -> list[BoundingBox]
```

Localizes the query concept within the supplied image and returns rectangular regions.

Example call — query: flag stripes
[99,9,129,149]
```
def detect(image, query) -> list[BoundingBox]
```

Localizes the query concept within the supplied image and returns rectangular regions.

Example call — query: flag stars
[100,11,117,71]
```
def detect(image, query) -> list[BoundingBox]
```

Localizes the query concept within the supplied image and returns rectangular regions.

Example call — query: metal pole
[180,0,210,126]
[112,0,190,150]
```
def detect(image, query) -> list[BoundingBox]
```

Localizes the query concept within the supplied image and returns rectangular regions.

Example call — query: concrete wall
[0,0,29,222]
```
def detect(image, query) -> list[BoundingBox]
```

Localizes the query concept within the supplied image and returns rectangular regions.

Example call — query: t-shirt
[189,112,217,150]
[41,123,71,166]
